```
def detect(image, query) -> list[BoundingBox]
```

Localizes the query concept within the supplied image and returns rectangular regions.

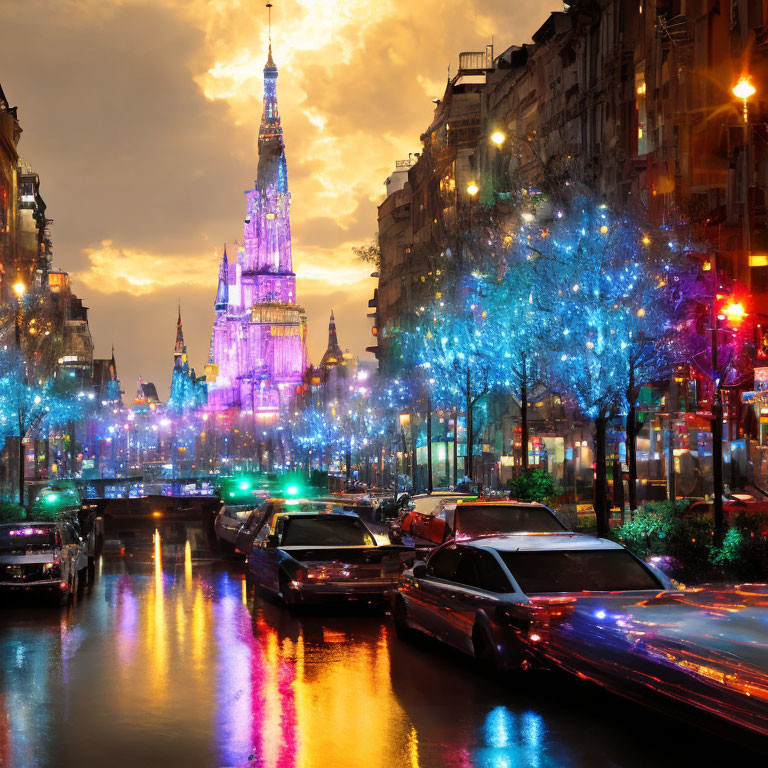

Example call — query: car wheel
[392,596,417,642]
[472,624,501,672]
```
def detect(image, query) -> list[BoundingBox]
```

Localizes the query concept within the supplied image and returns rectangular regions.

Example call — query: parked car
[392,532,671,670]
[314,494,380,525]
[234,498,337,556]
[395,497,568,548]
[686,494,768,530]
[214,503,260,547]
[0,520,88,601]
[246,507,415,606]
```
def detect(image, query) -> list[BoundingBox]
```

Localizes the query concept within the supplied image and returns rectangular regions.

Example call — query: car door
[235,502,270,555]
[408,546,461,641]
[248,513,282,593]
[445,548,512,653]
[441,547,483,652]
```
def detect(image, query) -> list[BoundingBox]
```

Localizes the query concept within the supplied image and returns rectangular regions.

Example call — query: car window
[0,526,59,554]
[474,549,513,593]
[453,549,480,587]
[498,549,662,593]
[279,516,374,547]
[246,502,270,533]
[426,547,460,580]
[62,525,75,545]
[455,504,566,538]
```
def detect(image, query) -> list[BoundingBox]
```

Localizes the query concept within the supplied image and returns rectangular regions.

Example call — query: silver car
[393,532,672,670]
[0,521,88,601]
[246,508,415,606]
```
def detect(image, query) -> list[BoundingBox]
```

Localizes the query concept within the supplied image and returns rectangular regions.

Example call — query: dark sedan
[246,509,414,606]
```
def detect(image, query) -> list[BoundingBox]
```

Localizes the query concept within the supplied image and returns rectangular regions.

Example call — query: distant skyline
[1,0,555,398]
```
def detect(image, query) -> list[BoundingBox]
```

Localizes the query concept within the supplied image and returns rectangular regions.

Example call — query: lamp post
[13,281,25,348]
[732,77,755,288]
[426,378,435,494]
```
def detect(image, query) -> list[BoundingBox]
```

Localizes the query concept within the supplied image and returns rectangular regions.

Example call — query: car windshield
[280,516,374,547]
[0,526,60,554]
[498,549,662,593]
[455,504,566,538]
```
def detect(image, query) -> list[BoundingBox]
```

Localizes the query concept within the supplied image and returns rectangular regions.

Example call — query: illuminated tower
[207,40,307,416]
[320,311,344,369]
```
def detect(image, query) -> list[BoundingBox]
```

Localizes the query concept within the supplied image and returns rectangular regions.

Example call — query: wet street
[0,527,763,768]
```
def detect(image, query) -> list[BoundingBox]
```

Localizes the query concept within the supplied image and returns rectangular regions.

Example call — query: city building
[207,44,308,417]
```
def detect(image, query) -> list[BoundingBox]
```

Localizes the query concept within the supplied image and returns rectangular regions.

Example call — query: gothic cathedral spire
[257,39,287,194]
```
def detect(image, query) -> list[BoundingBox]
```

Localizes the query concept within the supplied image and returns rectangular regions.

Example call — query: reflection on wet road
[0,529,762,768]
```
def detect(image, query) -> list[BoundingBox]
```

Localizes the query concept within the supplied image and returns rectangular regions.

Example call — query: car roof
[0,521,61,530]
[456,499,546,507]
[274,509,359,519]
[467,533,623,552]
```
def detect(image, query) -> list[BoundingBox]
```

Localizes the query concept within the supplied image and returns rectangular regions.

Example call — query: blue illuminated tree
[525,195,690,534]
[0,349,93,506]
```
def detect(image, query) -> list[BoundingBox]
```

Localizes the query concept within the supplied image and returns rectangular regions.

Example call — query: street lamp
[733,76,756,124]
[732,77,756,285]
[490,131,505,147]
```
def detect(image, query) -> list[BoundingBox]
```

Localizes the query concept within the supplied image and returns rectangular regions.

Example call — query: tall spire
[174,305,185,371]
[320,309,344,369]
[257,3,287,193]
[215,246,229,312]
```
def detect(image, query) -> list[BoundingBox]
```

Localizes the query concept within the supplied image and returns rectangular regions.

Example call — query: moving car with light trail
[0,520,88,601]
[246,506,415,606]
[529,585,768,741]
[392,532,671,670]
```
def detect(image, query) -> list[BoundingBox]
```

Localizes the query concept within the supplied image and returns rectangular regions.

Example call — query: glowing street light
[723,300,746,324]
[733,76,756,123]
[466,182,479,197]
[490,131,505,146]
[13,281,26,297]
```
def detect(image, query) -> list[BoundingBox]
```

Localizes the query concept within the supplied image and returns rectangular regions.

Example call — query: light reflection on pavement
[0,528,763,768]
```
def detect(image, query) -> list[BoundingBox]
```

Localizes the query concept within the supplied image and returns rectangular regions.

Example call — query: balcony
[457,46,494,76]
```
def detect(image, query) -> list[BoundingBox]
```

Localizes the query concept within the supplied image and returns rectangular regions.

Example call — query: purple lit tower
[207,44,307,416]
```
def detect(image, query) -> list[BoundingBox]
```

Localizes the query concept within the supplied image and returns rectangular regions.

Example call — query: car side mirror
[412,563,427,578]
[266,534,279,548]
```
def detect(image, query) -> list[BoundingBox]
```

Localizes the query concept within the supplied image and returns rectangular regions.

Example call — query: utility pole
[711,291,725,544]
[466,367,473,482]
[426,387,433,494]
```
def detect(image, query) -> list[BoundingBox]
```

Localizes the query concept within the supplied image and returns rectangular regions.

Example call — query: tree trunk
[594,413,609,538]
[18,435,25,509]
[426,390,433,494]
[626,403,637,513]
[520,374,529,471]
[466,368,473,482]
[453,409,458,487]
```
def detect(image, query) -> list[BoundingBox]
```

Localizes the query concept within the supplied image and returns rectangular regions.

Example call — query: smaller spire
[215,247,229,312]
[320,309,344,369]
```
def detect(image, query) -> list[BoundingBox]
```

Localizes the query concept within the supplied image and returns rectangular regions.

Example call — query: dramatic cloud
[1,0,555,393]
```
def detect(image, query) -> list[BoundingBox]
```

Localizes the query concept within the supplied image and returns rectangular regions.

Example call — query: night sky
[1,0,554,397]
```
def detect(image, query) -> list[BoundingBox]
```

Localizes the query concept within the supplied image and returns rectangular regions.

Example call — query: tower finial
[267,2,272,44]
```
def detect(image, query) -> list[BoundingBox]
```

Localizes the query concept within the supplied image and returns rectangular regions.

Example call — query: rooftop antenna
[266,2,272,44]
